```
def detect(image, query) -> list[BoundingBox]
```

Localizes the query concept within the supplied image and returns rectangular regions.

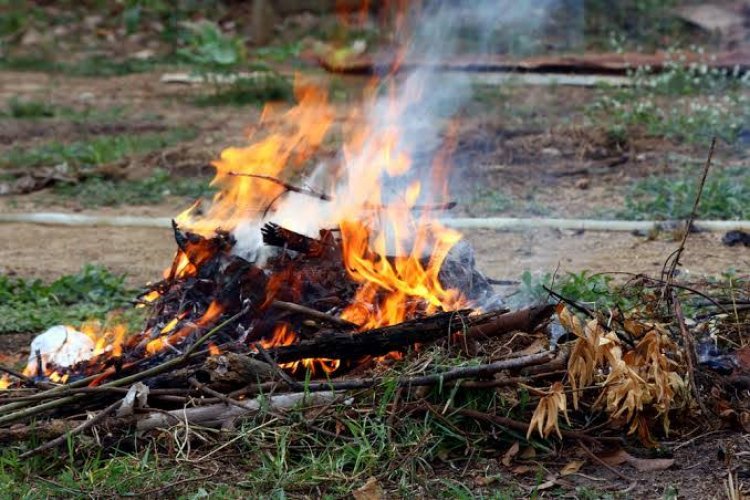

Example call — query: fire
[31,63,469,380]
[147,301,223,356]
[260,323,340,375]
[0,374,10,390]
[176,81,334,236]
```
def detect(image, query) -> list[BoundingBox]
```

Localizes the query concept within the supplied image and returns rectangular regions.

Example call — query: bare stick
[673,293,711,419]
[0,309,247,426]
[271,300,358,329]
[449,407,622,444]
[577,440,635,482]
[239,351,554,394]
[19,399,121,458]
[254,344,301,390]
[228,172,333,201]
[662,137,716,292]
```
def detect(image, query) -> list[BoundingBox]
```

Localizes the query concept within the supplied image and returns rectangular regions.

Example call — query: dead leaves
[527,381,570,439]
[353,477,384,500]
[559,306,686,440]
[598,448,675,472]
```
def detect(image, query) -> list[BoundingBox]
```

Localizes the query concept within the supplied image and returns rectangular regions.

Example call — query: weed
[588,56,750,146]
[0,128,196,169]
[0,53,163,77]
[177,20,245,73]
[621,166,750,220]
[255,42,302,63]
[584,0,691,51]
[0,265,139,334]
[193,75,293,107]
[2,97,127,122]
[3,97,56,118]
[55,168,214,207]
[520,270,631,310]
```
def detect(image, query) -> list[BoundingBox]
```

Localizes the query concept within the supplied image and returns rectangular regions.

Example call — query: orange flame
[260,323,340,375]
[0,374,10,390]
[147,301,223,356]
[177,81,334,236]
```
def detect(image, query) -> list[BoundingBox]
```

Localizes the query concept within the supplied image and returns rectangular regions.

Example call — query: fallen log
[258,305,553,366]
[261,310,472,364]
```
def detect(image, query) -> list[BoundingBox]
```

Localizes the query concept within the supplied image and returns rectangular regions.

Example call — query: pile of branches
[1,272,749,475]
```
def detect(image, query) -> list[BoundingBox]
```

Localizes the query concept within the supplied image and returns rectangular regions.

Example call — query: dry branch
[135,391,339,431]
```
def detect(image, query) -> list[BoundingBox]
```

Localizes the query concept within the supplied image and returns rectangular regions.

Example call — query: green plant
[177,20,245,73]
[55,168,214,207]
[193,75,293,107]
[520,270,629,310]
[588,56,750,146]
[0,265,139,334]
[621,166,750,220]
[4,97,55,118]
[0,129,196,169]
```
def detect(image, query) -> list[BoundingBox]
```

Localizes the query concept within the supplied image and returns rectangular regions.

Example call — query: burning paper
[25,325,95,379]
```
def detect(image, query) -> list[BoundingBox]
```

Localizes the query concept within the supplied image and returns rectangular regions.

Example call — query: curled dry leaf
[598,448,675,472]
[501,441,520,467]
[560,305,686,438]
[527,381,570,439]
[560,459,585,476]
[353,477,384,500]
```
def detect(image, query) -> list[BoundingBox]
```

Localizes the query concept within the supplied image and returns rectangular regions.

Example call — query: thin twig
[661,137,716,294]
[19,399,121,458]
[237,351,554,395]
[254,344,302,390]
[673,293,712,419]
[451,407,622,444]
[577,440,635,482]
[271,300,358,329]
[0,308,248,426]
[228,172,332,200]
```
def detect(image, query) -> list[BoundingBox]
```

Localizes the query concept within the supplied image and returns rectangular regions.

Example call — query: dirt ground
[1,220,746,289]
[1,63,749,497]
[1,69,746,287]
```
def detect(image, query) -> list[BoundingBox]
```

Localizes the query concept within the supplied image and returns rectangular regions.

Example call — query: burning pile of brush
[0,72,706,457]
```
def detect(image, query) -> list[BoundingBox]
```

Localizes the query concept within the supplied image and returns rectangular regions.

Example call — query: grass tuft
[0,129,196,170]
[621,166,750,221]
[54,168,214,207]
[193,75,293,107]
[0,265,139,334]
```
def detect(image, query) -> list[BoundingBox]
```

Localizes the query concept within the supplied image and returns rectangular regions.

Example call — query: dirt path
[1,217,744,287]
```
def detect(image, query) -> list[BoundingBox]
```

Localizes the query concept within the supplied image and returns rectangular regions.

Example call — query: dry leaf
[511,465,533,475]
[527,382,570,439]
[353,477,384,500]
[517,338,547,356]
[501,441,520,467]
[519,446,537,460]
[627,456,675,472]
[560,459,585,476]
[597,449,674,472]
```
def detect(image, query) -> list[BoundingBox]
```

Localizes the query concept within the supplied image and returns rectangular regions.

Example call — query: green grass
[519,270,635,311]
[54,168,214,207]
[0,265,140,334]
[3,97,56,118]
[620,166,750,220]
[588,58,750,147]
[0,356,552,497]
[1,97,125,122]
[0,128,196,170]
[0,55,164,77]
[192,75,293,107]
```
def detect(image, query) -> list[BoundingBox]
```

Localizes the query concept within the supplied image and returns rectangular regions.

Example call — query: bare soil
[1,68,748,498]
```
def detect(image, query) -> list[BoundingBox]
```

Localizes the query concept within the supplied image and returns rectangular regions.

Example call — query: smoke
[236,0,571,260]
